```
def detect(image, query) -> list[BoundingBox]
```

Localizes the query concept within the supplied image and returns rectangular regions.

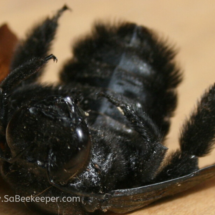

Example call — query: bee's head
[6,96,91,184]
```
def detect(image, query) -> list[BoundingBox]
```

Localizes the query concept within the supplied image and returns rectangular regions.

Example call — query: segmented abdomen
[60,22,181,137]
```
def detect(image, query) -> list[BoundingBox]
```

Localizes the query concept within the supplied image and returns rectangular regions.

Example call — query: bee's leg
[102,92,167,184]
[1,55,57,94]
[179,84,215,157]
[10,5,69,85]
[154,83,215,182]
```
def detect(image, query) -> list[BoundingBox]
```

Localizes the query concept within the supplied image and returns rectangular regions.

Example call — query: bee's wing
[98,164,215,213]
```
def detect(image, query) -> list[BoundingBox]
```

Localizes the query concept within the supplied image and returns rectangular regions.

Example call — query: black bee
[1,5,215,215]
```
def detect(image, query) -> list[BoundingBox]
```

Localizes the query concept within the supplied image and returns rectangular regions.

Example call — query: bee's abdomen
[60,22,181,137]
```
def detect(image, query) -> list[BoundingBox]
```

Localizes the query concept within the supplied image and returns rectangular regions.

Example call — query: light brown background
[1,0,215,214]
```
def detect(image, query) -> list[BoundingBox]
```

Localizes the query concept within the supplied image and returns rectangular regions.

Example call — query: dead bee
[0,5,215,215]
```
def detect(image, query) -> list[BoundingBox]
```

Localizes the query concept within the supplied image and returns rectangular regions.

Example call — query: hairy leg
[10,5,69,85]
[154,83,215,182]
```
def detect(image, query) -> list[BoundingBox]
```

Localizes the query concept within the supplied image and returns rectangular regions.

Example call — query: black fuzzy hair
[60,21,182,138]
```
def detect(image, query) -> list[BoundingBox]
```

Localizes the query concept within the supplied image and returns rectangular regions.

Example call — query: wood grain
[1,0,215,214]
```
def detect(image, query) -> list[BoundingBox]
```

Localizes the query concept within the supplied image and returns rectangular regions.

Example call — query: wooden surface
[1,0,215,214]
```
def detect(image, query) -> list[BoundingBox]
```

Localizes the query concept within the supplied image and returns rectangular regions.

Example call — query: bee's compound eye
[48,120,91,185]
